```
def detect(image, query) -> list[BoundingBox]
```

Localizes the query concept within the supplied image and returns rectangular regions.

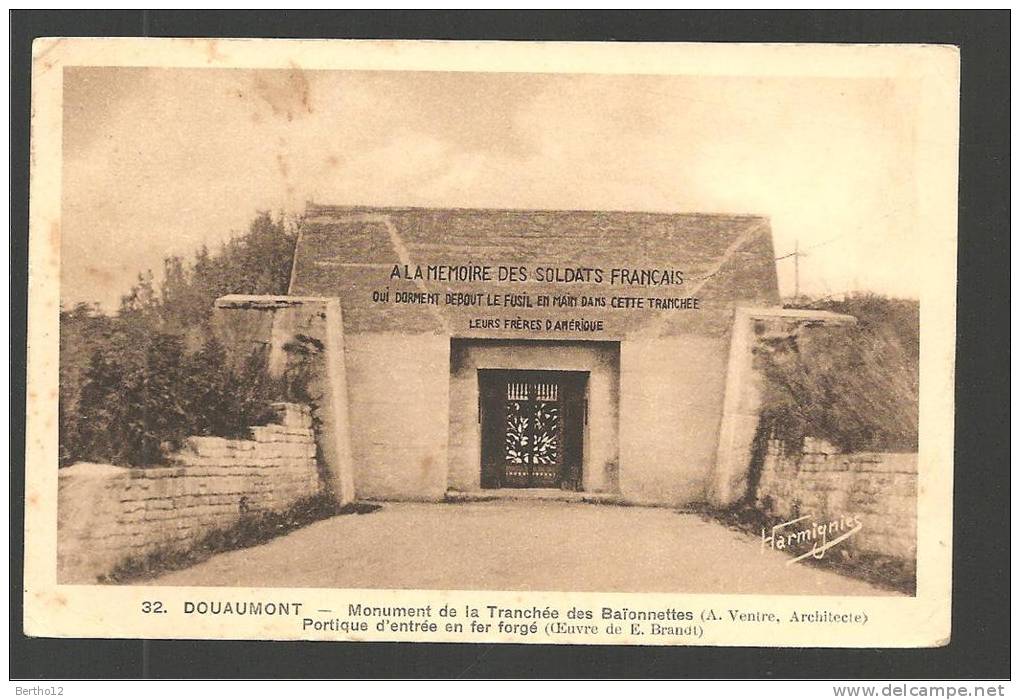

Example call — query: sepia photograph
[22,36,959,648]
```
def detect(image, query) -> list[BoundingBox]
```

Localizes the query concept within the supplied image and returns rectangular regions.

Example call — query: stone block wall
[754,438,918,561]
[57,403,321,583]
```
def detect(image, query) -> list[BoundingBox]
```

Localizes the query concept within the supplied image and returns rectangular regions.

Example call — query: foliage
[68,337,282,466]
[184,338,282,439]
[59,212,299,466]
[154,211,298,334]
[757,294,919,453]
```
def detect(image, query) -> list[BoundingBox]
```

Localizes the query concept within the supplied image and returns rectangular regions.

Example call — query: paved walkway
[152,501,896,594]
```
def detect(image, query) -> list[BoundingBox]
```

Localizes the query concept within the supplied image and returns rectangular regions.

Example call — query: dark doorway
[478,369,586,489]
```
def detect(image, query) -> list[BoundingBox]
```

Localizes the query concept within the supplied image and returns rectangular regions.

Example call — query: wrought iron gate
[479,370,586,489]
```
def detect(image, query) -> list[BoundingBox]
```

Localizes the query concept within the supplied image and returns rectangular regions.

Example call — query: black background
[9,10,1010,679]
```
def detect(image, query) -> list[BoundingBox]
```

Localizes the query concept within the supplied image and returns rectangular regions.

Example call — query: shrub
[72,350,127,465]
[183,337,281,439]
[70,336,284,467]
[757,294,919,453]
[59,211,298,467]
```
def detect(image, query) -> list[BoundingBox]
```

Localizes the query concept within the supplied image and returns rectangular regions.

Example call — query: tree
[60,210,300,467]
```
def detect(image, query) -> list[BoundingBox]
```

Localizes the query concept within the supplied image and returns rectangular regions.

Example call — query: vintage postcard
[24,38,958,646]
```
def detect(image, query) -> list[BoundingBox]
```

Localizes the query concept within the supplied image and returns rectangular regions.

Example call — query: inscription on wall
[371,262,701,335]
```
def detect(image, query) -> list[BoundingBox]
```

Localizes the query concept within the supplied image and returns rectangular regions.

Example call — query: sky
[62,67,921,310]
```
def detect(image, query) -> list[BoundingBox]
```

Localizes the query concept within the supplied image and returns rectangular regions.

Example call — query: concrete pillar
[215,294,357,506]
[709,306,856,508]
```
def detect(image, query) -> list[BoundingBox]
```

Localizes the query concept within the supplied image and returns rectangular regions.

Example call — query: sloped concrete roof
[290,204,780,338]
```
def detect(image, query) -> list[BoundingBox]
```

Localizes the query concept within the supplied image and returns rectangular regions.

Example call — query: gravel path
[151,501,897,595]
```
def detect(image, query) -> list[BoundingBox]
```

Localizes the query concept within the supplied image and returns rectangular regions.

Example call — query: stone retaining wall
[754,437,918,561]
[58,403,322,583]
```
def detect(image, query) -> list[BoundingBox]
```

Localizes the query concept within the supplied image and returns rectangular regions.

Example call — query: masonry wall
[57,404,321,583]
[618,335,729,506]
[342,332,451,500]
[755,438,918,561]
